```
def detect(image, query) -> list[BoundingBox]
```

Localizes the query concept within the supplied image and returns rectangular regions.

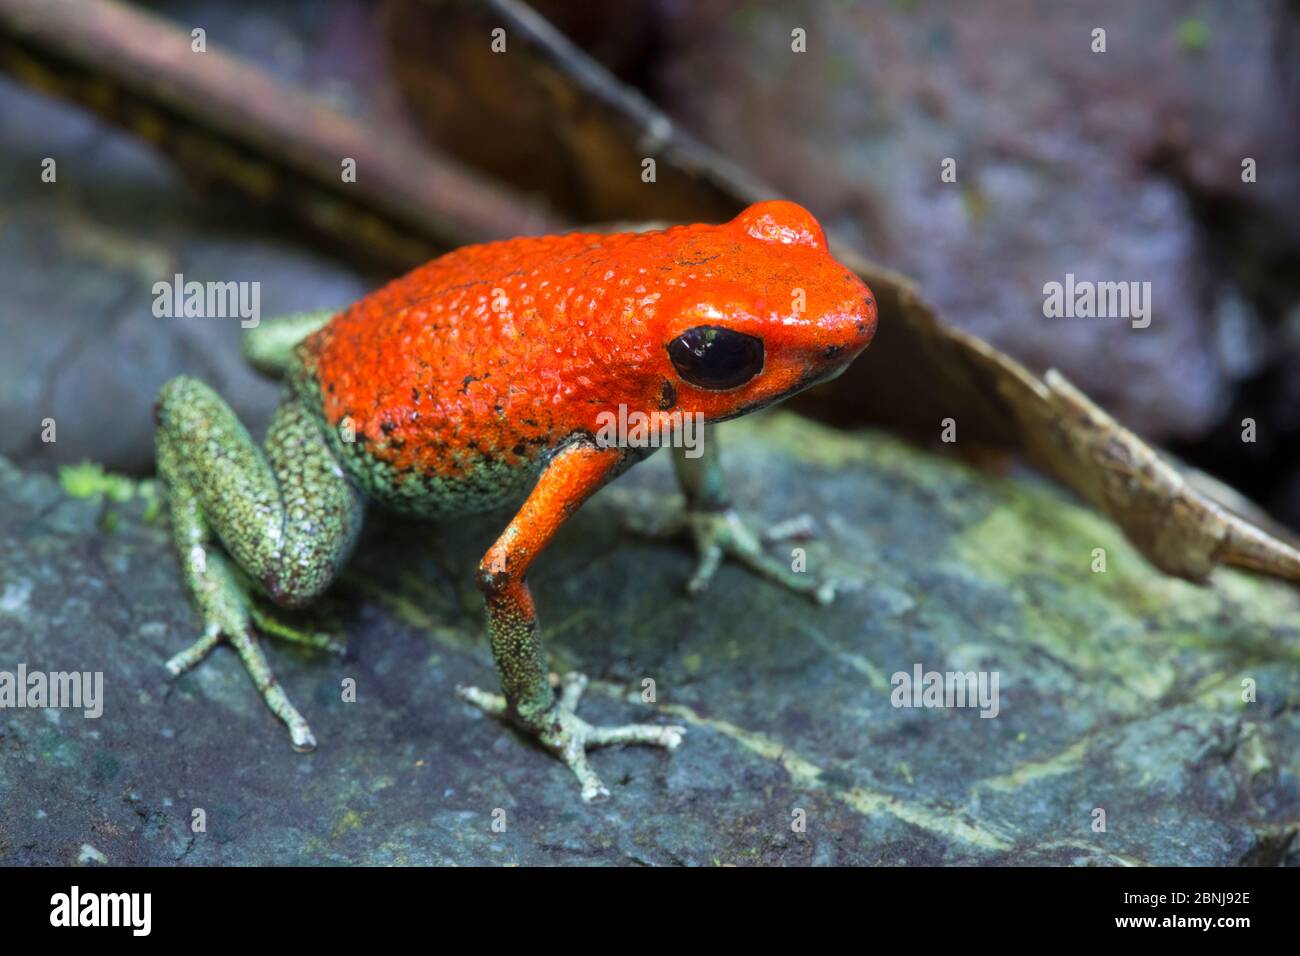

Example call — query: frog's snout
[851,291,878,350]
[816,290,877,372]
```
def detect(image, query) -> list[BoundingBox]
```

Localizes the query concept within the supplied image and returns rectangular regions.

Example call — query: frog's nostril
[856,300,878,344]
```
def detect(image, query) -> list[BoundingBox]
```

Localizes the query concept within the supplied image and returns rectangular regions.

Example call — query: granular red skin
[299,201,877,481]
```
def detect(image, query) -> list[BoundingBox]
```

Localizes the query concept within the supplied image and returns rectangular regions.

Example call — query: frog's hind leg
[456,441,685,801]
[155,374,363,750]
[241,309,336,379]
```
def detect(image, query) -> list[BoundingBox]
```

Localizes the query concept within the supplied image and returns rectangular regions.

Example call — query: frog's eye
[667,325,765,391]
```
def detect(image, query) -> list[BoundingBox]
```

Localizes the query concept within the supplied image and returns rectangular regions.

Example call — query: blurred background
[3,0,1298,525]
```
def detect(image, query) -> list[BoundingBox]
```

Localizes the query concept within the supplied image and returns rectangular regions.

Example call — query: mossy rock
[0,411,1296,865]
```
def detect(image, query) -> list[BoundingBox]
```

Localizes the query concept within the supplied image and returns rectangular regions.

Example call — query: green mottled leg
[247,604,346,654]
[629,424,843,604]
[155,375,363,749]
[455,443,685,801]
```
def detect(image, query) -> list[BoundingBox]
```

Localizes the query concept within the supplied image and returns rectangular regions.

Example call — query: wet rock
[0,414,1296,865]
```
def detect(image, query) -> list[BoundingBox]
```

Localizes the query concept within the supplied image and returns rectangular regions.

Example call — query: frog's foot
[457,672,686,802]
[165,552,318,752]
[627,505,845,605]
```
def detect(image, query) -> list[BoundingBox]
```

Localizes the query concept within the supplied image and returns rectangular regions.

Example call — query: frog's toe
[456,683,508,715]
[287,715,317,752]
[761,512,820,543]
[752,558,856,606]
[249,603,347,655]
[555,670,588,710]
[586,722,686,750]
[165,628,222,677]
[685,540,725,595]
[576,769,610,802]
[551,726,609,803]
[226,626,318,752]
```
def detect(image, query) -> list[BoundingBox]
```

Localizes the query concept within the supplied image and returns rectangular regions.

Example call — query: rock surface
[1,414,1297,866]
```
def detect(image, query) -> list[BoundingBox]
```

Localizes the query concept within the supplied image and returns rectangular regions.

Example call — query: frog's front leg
[155,375,363,750]
[633,424,842,604]
[456,440,685,801]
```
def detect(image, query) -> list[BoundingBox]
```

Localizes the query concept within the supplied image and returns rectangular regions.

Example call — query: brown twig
[0,0,566,266]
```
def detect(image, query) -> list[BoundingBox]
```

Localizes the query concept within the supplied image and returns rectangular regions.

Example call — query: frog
[154,200,877,800]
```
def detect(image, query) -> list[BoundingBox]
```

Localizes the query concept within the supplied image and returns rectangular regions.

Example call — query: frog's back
[294,225,712,516]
